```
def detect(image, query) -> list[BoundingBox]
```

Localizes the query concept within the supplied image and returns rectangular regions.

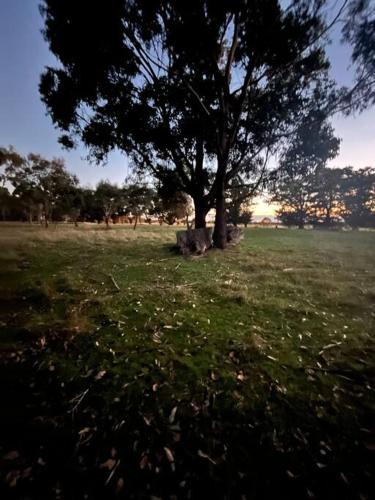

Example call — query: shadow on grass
[0,330,373,500]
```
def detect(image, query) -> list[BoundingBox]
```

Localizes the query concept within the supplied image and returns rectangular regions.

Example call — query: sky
[0,0,374,216]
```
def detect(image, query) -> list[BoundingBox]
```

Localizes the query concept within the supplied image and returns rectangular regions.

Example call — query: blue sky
[0,0,374,193]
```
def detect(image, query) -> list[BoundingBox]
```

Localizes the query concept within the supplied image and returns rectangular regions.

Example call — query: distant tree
[12,184,43,224]
[227,186,253,227]
[0,187,12,221]
[123,183,155,230]
[40,0,348,248]
[273,172,316,229]
[54,185,85,226]
[276,207,311,228]
[95,181,123,228]
[80,188,102,222]
[310,167,344,227]
[154,175,193,227]
[0,146,24,185]
[4,151,78,226]
[271,120,340,228]
[339,167,375,228]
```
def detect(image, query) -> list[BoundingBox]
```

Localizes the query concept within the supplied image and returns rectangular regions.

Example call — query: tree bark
[213,181,227,249]
[133,215,138,230]
[194,207,207,228]
[193,198,208,229]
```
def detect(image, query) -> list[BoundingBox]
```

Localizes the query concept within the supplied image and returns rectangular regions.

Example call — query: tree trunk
[133,215,138,230]
[44,201,50,228]
[105,216,110,228]
[194,200,208,229]
[213,182,227,249]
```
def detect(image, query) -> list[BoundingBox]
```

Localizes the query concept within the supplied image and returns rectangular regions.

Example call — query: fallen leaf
[197,449,216,465]
[100,458,116,470]
[164,447,174,463]
[116,477,125,494]
[6,470,21,488]
[139,454,149,470]
[95,370,107,380]
[3,450,19,461]
[169,406,178,424]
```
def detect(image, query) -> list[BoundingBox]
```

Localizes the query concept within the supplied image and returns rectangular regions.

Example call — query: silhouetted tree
[153,174,193,226]
[342,0,375,112]
[40,0,347,248]
[273,173,317,229]
[122,183,155,229]
[271,120,340,228]
[227,186,253,227]
[339,166,375,228]
[310,167,344,227]
[0,187,12,221]
[55,185,85,225]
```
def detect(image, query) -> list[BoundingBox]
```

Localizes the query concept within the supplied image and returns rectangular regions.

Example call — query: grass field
[0,223,374,499]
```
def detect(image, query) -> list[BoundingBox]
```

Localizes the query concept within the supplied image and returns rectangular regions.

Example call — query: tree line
[2,145,373,230]
[272,165,375,229]
[0,146,192,228]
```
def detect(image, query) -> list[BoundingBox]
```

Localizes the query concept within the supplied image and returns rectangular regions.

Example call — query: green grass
[0,223,374,499]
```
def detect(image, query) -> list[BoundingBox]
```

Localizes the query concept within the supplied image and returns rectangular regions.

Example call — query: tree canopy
[39,0,361,247]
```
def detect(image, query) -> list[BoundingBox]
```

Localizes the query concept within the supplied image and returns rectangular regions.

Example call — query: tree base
[176,228,213,255]
[226,225,244,246]
[176,226,244,255]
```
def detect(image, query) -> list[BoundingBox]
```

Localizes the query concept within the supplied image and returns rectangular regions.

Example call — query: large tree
[40,0,350,248]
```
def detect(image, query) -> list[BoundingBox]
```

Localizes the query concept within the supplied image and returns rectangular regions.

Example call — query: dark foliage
[39,0,349,247]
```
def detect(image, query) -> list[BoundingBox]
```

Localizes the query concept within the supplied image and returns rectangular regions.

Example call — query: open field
[0,224,374,499]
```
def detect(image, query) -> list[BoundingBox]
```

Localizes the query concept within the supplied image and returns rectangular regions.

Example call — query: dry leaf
[100,458,116,470]
[139,454,149,470]
[95,370,107,380]
[3,450,19,461]
[169,406,178,423]
[197,450,216,465]
[116,477,125,494]
[164,447,174,463]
